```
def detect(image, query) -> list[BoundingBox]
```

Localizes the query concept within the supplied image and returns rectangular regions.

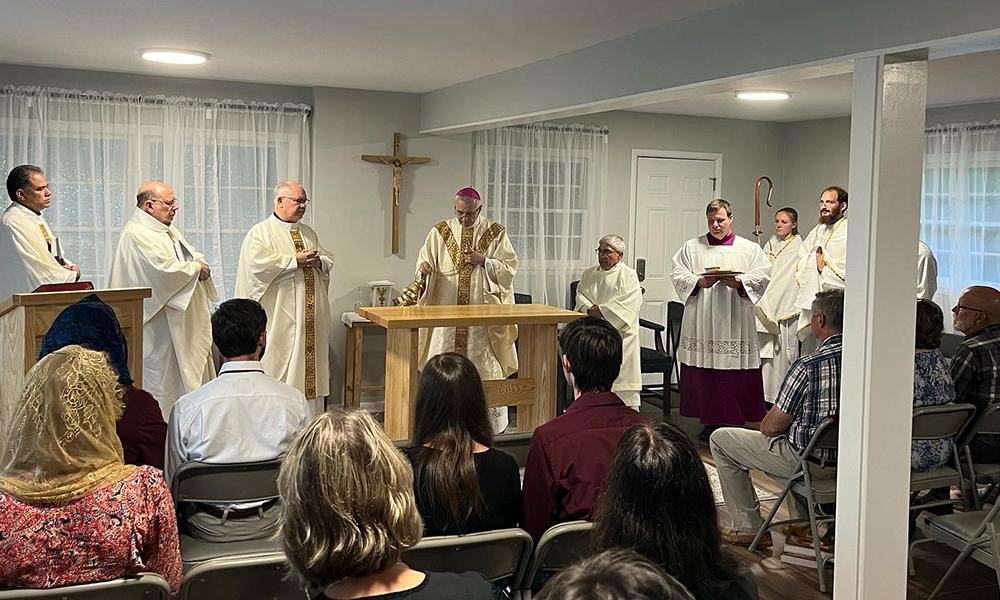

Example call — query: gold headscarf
[0,345,134,503]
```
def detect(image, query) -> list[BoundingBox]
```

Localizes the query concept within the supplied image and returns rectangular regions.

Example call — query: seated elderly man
[951,285,1000,462]
[709,289,844,548]
[574,234,642,409]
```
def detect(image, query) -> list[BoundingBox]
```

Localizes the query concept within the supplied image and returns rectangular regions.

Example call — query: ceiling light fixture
[141,49,211,65]
[736,90,791,101]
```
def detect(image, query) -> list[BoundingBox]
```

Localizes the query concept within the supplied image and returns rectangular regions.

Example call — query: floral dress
[0,465,182,595]
[912,350,957,471]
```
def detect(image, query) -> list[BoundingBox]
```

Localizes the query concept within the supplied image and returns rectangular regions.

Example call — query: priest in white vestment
[794,186,848,344]
[755,208,803,404]
[917,240,938,301]
[575,234,643,409]
[108,181,218,418]
[671,199,770,440]
[0,165,80,300]
[235,180,332,414]
[416,187,518,433]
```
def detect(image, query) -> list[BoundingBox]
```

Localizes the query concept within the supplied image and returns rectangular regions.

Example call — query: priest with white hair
[415,186,518,433]
[235,180,333,414]
[108,180,218,417]
[574,234,643,409]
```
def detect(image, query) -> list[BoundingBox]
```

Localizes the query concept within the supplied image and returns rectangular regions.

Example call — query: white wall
[558,111,785,242]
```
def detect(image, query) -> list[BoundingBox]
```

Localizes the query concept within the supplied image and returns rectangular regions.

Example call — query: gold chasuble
[416,215,518,431]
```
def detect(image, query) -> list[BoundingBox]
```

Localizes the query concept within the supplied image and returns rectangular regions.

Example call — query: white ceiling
[628,49,1000,122]
[0,0,738,93]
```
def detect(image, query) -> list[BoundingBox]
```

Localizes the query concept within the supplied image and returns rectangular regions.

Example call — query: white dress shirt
[165,360,311,490]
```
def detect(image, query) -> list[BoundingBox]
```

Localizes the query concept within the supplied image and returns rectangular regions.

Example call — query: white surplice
[575,262,643,408]
[417,215,518,433]
[235,214,332,413]
[671,234,771,370]
[755,233,803,403]
[917,240,938,301]
[108,208,218,418]
[794,218,848,339]
[0,202,77,300]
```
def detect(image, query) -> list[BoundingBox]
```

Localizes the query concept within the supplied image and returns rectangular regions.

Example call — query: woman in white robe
[754,208,803,404]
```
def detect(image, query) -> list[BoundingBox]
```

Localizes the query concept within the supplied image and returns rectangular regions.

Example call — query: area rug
[704,462,779,506]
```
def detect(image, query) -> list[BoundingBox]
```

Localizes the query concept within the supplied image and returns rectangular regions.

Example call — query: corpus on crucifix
[362,132,431,254]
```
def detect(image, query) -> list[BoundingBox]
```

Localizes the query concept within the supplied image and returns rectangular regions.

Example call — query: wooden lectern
[358,304,581,441]
[0,287,151,412]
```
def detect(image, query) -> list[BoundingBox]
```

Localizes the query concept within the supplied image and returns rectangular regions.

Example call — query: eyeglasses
[455,206,482,218]
[280,196,310,206]
[595,248,621,257]
[153,198,178,208]
[953,304,986,315]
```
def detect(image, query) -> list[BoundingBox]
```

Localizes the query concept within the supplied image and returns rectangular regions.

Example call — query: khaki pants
[710,427,836,532]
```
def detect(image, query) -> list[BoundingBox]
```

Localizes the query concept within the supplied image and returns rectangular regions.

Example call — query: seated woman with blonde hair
[278,408,496,599]
[0,346,181,594]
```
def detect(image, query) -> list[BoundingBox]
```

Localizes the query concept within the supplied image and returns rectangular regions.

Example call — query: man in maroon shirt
[521,316,649,541]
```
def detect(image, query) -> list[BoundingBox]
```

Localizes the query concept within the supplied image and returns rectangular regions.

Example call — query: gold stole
[290,230,317,398]
[434,220,505,355]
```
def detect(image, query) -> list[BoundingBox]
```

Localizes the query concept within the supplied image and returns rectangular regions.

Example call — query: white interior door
[632,156,719,343]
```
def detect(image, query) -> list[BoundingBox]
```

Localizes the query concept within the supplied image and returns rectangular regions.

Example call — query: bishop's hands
[462,251,486,266]
[297,249,321,269]
[197,260,211,281]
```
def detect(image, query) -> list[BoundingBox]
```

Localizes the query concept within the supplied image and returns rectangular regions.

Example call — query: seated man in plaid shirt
[951,285,1000,462]
[710,289,844,548]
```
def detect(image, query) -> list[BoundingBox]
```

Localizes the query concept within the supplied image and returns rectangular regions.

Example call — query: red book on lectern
[32,282,95,293]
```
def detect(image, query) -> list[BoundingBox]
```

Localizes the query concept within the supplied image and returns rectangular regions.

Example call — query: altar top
[358,303,581,329]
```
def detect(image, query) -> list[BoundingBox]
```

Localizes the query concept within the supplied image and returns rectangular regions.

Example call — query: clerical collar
[10,200,41,217]
[707,231,735,246]
[271,212,300,228]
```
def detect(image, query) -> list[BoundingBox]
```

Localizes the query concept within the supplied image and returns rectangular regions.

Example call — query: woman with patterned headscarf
[0,346,182,593]
[39,293,167,469]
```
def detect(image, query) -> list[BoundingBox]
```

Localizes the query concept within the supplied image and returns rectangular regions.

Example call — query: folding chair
[924,499,1000,598]
[519,520,594,599]
[748,416,838,593]
[403,528,532,596]
[170,460,283,570]
[180,551,307,600]
[0,574,171,600]
[908,403,977,514]
[960,404,1000,509]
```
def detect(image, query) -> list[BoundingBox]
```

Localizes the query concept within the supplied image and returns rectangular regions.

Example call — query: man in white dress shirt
[166,299,310,541]
[0,165,80,300]
[575,234,643,409]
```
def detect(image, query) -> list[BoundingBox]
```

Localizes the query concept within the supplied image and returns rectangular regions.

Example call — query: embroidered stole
[434,220,505,355]
[290,230,317,398]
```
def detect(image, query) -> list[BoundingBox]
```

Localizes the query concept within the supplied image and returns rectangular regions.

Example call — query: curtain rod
[0,86,311,115]
[925,121,1000,133]
[506,123,609,135]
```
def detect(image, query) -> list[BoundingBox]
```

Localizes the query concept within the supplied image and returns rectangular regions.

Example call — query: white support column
[833,53,928,599]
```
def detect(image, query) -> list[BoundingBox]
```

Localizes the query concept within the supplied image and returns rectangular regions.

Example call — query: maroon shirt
[117,386,167,471]
[521,391,648,540]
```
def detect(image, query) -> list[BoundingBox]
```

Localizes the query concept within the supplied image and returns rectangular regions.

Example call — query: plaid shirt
[951,324,1000,414]
[774,334,843,461]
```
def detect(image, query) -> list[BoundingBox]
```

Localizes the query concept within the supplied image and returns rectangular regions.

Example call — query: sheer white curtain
[922,121,1000,322]
[473,123,607,306]
[0,85,311,298]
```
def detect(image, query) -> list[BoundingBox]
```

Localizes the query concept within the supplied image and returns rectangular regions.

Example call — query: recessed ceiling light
[141,49,211,65]
[735,91,791,101]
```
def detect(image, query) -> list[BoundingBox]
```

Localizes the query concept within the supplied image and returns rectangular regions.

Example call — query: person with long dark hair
[403,352,521,535]
[593,421,758,600]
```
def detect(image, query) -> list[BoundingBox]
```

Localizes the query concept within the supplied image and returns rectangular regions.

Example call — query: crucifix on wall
[362,132,432,255]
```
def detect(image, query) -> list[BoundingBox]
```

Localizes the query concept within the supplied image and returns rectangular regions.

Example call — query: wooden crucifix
[362,132,431,255]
